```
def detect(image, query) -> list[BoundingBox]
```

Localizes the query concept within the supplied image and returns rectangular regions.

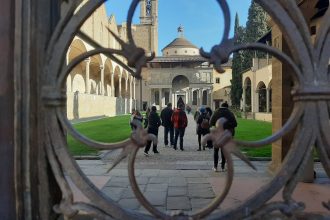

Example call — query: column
[119,75,122,98]
[150,88,153,106]
[133,78,136,100]
[85,58,91,94]
[159,88,162,109]
[129,77,133,100]
[125,77,128,98]
[254,89,259,112]
[243,86,246,112]
[100,65,104,95]
[199,89,203,106]
[111,72,115,97]
[266,88,270,113]
[169,88,173,105]
[210,88,214,109]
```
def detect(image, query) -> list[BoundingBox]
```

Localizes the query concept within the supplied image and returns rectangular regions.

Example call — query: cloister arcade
[241,59,273,122]
[66,37,137,119]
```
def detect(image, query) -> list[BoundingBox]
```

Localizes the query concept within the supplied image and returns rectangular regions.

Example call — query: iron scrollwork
[42,0,330,219]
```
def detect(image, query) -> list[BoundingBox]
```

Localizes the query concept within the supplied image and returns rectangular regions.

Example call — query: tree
[230,13,246,107]
[242,0,269,71]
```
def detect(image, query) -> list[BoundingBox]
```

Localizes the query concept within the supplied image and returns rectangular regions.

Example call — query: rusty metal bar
[0,0,16,219]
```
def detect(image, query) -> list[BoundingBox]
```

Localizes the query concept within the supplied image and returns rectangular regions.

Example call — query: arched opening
[68,39,88,94]
[268,80,272,113]
[172,75,189,91]
[89,54,102,95]
[114,66,120,97]
[244,77,252,112]
[104,58,113,96]
[202,90,208,105]
[121,70,128,98]
[257,81,267,112]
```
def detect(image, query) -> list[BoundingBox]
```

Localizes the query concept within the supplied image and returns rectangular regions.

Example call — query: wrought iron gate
[3,0,329,219]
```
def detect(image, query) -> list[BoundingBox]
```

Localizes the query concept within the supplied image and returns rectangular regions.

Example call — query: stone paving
[71,113,330,216]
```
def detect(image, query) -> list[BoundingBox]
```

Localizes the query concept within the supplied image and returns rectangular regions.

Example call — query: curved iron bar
[209,104,316,219]
[42,0,330,219]
[277,0,314,63]
[44,124,78,218]
[48,110,148,219]
[46,0,81,64]
[229,43,303,83]
[234,103,303,148]
[245,201,305,220]
[315,101,330,177]
[71,202,115,220]
[256,0,314,81]
[128,147,168,219]
[46,0,106,83]
[315,7,330,80]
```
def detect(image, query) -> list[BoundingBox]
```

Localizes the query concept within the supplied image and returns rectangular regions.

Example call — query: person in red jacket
[171,103,188,151]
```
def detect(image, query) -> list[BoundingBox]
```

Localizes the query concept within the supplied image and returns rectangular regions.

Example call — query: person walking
[144,106,161,156]
[160,103,174,147]
[209,102,237,172]
[196,107,211,151]
[171,103,188,151]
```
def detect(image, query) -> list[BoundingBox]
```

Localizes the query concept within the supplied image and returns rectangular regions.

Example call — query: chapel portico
[146,26,214,110]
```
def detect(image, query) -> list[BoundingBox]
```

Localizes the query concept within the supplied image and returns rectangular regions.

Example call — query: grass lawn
[68,116,272,157]
[67,115,132,156]
[236,118,272,157]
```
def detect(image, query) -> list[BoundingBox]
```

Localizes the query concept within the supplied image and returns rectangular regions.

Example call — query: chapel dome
[161,25,200,57]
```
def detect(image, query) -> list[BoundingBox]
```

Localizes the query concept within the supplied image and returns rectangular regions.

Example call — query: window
[216,77,220,84]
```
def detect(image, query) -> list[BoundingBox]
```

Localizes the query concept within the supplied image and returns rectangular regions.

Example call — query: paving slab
[168,187,187,197]
[167,197,191,210]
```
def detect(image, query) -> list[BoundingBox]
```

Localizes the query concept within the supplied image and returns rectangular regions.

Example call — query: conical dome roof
[162,26,200,57]
[162,37,198,51]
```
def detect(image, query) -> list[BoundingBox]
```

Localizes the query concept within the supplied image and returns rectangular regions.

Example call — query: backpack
[201,117,209,129]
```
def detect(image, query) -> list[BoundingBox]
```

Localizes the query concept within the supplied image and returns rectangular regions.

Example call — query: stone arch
[104,58,113,96]
[114,66,121,97]
[72,73,85,93]
[89,54,102,95]
[244,77,252,111]
[68,39,88,93]
[257,81,267,112]
[172,75,189,92]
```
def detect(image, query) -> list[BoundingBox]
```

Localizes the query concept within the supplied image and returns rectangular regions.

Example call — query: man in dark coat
[144,106,161,156]
[160,103,174,147]
[209,102,237,172]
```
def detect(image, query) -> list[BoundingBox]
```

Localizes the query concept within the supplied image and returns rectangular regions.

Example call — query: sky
[105,0,251,55]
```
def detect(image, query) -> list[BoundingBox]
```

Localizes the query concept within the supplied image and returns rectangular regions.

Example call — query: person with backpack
[209,102,237,172]
[196,107,211,151]
[171,103,188,151]
[144,106,161,156]
[160,103,174,147]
